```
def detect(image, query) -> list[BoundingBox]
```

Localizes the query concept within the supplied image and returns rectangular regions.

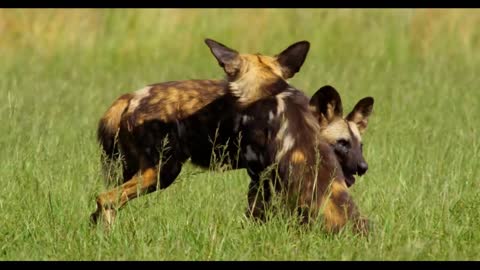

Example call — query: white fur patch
[259,153,265,165]
[242,115,252,124]
[233,114,242,132]
[276,96,286,116]
[283,134,295,151]
[176,120,186,138]
[127,86,151,114]
[276,120,289,141]
[229,81,239,91]
[278,91,293,99]
[229,79,255,105]
[245,145,258,161]
[268,111,275,122]
[276,133,295,161]
[275,91,293,116]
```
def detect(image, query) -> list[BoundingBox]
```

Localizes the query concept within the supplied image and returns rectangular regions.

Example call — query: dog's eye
[337,139,350,148]
[335,139,350,153]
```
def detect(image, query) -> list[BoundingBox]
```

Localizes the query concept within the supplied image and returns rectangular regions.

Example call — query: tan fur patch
[137,80,228,124]
[347,121,362,143]
[164,104,174,120]
[229,54,285,107]
[331,179,348,193]
[147,89,167,105]
[323,200,347,231]
[326,103,336,121]
[166,87,180,103]
[322,180,349,231]
[255,54,284,78]
[183,98,200,114]
[178,90,190,103]
[102,94,132,132]
[291,150,306,163]
[319,119,351,144]
[348,110,364,124]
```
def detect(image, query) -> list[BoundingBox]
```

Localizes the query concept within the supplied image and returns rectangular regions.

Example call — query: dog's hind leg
[90,155,184,228]
[121,150,139,184]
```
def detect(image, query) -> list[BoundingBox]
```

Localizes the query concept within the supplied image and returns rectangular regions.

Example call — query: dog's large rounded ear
[276,41,310,79]
[309,85,343,125]
[205,38,240,77]
[346,97,374,134]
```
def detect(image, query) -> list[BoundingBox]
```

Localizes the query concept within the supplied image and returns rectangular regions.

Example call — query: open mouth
[344,172,356,187]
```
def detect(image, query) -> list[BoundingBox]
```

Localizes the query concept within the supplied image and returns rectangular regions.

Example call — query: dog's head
[309,85,374,187]
[204,38,310,106]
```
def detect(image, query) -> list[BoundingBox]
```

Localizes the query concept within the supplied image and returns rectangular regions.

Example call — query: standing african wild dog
[91,39,311,226]
[205,39,374,234]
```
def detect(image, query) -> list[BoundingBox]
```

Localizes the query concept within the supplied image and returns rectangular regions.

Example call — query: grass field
[1,9,479,260]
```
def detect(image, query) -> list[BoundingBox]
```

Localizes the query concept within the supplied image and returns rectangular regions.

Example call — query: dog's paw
[353,216,372,236]
[90,207,117,230]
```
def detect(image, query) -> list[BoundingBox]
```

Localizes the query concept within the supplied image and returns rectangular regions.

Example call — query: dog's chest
[237,98,283,173]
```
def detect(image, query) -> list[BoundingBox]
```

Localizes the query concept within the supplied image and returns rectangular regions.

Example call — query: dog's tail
[97,93,133,186]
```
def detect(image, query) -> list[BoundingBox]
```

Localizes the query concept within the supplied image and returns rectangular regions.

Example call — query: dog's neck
[228,74,289,109]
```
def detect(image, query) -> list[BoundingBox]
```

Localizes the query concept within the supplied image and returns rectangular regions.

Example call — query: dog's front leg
[321,179,369,235]
[245,170,273,222]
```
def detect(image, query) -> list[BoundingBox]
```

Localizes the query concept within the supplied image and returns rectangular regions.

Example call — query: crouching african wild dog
[90,39,311,226]
[205,39,374,234]
[241,85,374,233]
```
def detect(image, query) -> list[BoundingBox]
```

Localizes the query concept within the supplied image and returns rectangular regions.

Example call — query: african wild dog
[90,39,311,226]
[206,40,374,234]
[309,85,373,189]
[239,86,374,233]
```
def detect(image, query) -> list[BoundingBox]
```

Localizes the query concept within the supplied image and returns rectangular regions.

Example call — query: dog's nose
[357,162,368,176]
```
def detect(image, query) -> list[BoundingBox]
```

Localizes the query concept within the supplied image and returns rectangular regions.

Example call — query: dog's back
[97,79,239,184]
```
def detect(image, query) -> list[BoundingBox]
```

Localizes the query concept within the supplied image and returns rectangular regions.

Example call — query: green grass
[1,9,479,260]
